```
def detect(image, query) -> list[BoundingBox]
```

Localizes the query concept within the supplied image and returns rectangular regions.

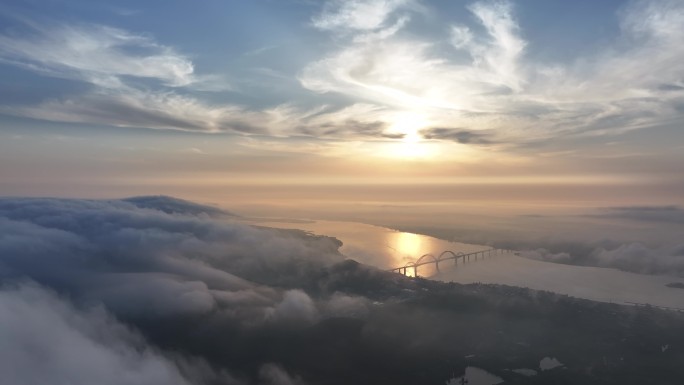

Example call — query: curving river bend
[250,219,684,310]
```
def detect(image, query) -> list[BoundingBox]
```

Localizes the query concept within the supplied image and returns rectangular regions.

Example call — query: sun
[381,112,440,159]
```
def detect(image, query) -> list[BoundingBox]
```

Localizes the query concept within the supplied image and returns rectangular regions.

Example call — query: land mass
[134,259,684,385]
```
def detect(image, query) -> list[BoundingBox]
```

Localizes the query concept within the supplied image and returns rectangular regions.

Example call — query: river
[247,219,684,309]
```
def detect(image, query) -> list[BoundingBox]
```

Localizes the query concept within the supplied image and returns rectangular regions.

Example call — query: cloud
[299,0,530,142]
[0,21,197,88]
[3,1,684,148]
[180,147,209,155]
[0,19,256,134]
[592,242,684,276]
[2,196,684,383]
[122,195,233,217]
[0,283,195,385]
[0,196,403,383]
[312,0,413,32]
[0,15,398,140]
[1,85,396,138]
[321,292,370,318]
[0,196,360,382]
[461,0,527,92]
[1,86,262,134]
[420,127,494,144]
[0,196,343,318]
[268,290,319,324]
[620,0,684,42]
[300,0,684,146]
[521,249,573,264]
[518,240,684,277]
[596,206,684,224]
[258,363,306,385]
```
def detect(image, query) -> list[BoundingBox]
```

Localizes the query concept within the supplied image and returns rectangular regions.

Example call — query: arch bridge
[388,248,514,277]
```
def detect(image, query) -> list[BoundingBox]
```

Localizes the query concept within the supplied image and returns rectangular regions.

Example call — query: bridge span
[388,248,515,277]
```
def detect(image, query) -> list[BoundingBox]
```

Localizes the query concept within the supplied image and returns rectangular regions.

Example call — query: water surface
[249,219,684,309]
[252,219,489,275]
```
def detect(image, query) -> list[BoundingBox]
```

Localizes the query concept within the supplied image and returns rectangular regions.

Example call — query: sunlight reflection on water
[251,219,488,274]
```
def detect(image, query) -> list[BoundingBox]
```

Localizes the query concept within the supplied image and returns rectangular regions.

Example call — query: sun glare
[382,112,440,159]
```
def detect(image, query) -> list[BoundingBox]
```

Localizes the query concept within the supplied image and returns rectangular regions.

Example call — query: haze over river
[249,219,684,310]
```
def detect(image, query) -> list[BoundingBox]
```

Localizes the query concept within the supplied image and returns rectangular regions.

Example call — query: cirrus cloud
[1,1,684,149]
[300,0,684,146]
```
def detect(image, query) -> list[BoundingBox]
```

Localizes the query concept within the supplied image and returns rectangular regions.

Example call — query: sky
[1,0,683,224]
